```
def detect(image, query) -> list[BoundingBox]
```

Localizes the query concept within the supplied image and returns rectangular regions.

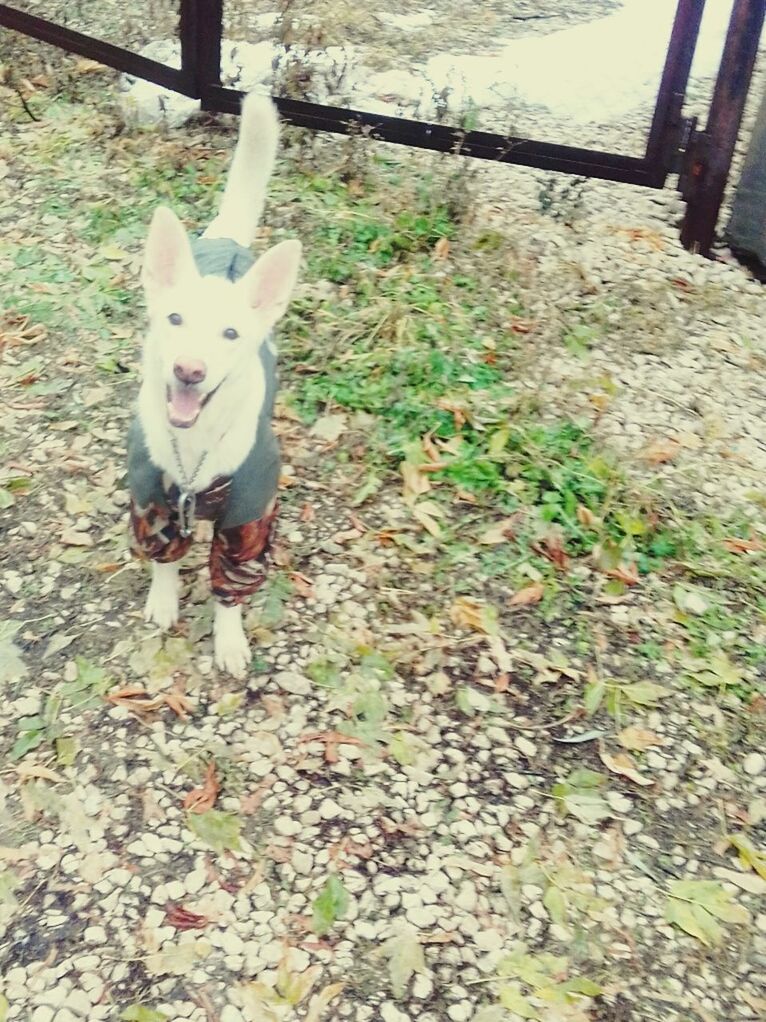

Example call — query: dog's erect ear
[240,239,302,332]
[142,207,197,299]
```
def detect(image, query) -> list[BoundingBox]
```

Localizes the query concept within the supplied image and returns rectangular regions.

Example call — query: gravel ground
[1,14,766,1022]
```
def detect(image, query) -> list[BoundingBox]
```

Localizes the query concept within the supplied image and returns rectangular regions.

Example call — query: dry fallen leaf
[508,582,544,607]
[723,536,764,554]
[449,597,497,635]
[289,571,315,598]
[183,761,220,814]
[411,500,445,538]
[478,517,518,545]
[607,562,640,586]
[433,236,450,259]
[531,530,569,571]
[576,505,599,527]
[15,764,66,784]
[400,459,431,502]
[107,686,193,721]
[643,438,681,464]
[600,748,654,787]
[300,730,364,764]
[617,726,665,751]
[164,902,211,930]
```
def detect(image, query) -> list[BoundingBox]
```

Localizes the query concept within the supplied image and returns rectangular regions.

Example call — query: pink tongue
[167,386,203,427]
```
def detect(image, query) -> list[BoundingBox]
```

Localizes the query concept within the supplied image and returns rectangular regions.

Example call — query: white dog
[127,95,301,678]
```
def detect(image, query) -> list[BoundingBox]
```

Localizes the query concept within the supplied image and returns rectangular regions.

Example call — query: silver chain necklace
[169,431,208,538]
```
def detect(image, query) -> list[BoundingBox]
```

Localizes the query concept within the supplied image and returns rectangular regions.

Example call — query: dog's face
[141,207,301,429]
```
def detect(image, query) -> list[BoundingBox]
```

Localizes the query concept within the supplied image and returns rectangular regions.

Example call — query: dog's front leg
[213,603,250,679]
[144,561,181,630]
[209,504,276,679]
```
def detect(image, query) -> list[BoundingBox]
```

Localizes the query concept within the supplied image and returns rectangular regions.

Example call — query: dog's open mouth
[166,382,220,428]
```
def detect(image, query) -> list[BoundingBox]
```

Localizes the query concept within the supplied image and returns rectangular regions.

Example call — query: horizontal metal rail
[0,4,195,95]
[205,87,658,186]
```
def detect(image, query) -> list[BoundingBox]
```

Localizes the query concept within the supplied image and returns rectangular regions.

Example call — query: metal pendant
[178,490,197,539]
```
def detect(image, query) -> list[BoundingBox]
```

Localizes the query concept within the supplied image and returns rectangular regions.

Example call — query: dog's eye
[223,327,239,341]
[168,313,183,326]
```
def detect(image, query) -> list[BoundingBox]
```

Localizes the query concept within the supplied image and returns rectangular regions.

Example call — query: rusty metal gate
[1,0,764,256]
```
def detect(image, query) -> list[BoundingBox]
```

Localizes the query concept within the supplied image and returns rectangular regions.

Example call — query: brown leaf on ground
[346,838,374,860]
[606,562,640,586]
[240,775,277,815]
[531,531,569,571]
[600,748,654,787]
[479,517,519,545]
[163,689,194,720]
[576,505,599,527]
[723,536,764,554]
[164,902,211,930]
[507,317,537,335]
[509,583,544,607]
[107,686,193,721]
[299,730,364,764]
[617,726,666,751]
[400,460,431,501]
[289,571,315,598]
[183,761,220,814]
[433,237,450,259]
[421,433,442,463]
[643,438,681,464]
[449,596,497,634]
[299,503,316,522]
[617,226,665,251]
[435,398,469,429]
[494,673,510,694]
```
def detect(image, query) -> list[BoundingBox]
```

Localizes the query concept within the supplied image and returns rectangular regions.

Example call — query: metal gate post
[680,0,766,256]
[644,0,706,185]
[179,0,222,101]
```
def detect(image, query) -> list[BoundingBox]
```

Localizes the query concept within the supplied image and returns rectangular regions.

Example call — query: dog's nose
[173,359,207,385]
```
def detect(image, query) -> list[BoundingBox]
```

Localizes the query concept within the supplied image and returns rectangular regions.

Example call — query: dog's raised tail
[204,94,280,248]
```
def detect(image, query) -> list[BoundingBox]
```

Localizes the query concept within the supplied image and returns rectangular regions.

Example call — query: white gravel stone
[606,791,632,814]
[318,798,343,820]
[407,904,438,927]
[413,973,434,999]
[474,929,504,952]
[514,736,537,758]
[743,752,765,776]
[274,816,302,836]
[220,1008,246,1022]
[381,1004,410,1022]
[447,1004,472,1022]
[275,671,311,694]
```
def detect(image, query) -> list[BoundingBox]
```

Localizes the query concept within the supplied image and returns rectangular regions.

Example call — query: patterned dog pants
[130,493,277,608]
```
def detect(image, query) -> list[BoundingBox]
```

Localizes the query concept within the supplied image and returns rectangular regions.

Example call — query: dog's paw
[214,605,250,679]
[144,565,180,630]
